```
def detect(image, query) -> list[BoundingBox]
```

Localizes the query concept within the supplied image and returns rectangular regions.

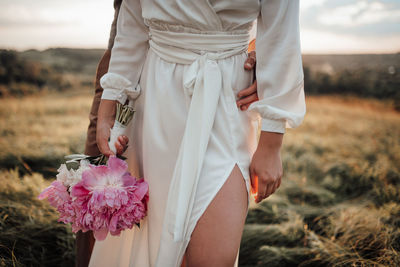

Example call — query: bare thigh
[182,163,248,267]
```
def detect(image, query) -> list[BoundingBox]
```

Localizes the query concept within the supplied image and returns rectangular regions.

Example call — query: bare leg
[184,164,248,267]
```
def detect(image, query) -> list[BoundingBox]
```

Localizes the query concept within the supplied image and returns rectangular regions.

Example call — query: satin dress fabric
[89,0,305,266]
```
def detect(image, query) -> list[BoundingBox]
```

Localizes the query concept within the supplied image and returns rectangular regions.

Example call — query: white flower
[56,164,70,186]
[56,160,92,191]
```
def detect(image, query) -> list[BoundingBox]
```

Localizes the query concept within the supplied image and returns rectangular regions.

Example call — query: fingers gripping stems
[108,121,126,155]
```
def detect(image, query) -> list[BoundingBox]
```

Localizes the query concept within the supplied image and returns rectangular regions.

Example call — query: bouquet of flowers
[38,97,148,241]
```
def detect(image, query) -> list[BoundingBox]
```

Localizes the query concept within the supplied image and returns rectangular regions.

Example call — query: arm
[249,0,306,203]
[100,0,149,102]
[77,2,124,265]
[249,0,305,133]
[96,0,149,156]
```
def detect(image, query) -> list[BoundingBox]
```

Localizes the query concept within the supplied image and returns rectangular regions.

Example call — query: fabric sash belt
[148,27,249,262]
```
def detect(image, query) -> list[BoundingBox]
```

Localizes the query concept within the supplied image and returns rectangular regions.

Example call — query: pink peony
[70,155,148,240]
[38,180,77,224]
[38,155,149,241]
[38,180,71,208]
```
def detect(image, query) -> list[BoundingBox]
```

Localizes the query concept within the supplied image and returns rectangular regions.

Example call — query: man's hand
[96,99,129,157]
[237,50,258,111]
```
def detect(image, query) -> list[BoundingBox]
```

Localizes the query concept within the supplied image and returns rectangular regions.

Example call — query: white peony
[56,160,92,191]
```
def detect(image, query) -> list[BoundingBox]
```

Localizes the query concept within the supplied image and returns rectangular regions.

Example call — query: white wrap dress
[89,0,305,266]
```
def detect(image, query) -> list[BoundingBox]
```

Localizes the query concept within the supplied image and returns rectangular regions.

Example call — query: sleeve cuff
[101,88,120,101]
[99,73,141,104]
[260,118,286,134]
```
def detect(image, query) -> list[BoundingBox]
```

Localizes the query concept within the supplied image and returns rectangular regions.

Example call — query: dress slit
[181,161,250,267]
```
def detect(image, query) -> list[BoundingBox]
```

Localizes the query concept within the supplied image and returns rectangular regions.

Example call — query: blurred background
[0,0,399,266]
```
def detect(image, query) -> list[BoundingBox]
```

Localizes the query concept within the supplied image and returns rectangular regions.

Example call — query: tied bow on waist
[168,52,223,242]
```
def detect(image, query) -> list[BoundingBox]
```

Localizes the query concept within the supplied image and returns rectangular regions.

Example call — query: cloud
[299,0,400,53]
[0,0,114,50]
[317,1,400,27]
[0,5,76,28]
[0,0,399,52]
[300,0,400,36]
[0,1,112,28]
[300,0,326,11]
[300,29,400,54]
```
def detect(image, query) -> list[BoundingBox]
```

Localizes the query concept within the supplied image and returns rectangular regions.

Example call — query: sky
[0,0,399,54]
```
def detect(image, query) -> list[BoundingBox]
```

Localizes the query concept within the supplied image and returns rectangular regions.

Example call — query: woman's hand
[237,51,258,111]
[249,131,283,203]
[96,99,129,157]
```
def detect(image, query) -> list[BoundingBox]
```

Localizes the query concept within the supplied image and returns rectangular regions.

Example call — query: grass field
[1,92,399,266]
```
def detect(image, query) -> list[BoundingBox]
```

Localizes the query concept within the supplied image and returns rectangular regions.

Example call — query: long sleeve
[100,0,149,103]
[248,0,305,133]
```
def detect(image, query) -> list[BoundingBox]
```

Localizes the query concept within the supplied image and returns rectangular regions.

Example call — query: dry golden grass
[0,91,92,156]
[0,93,399,266]
[243,95,400,266]
[0,90,93,176]
[0,169,75,267]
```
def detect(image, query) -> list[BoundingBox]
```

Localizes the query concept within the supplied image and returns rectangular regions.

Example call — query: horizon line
[1,46,399,56]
